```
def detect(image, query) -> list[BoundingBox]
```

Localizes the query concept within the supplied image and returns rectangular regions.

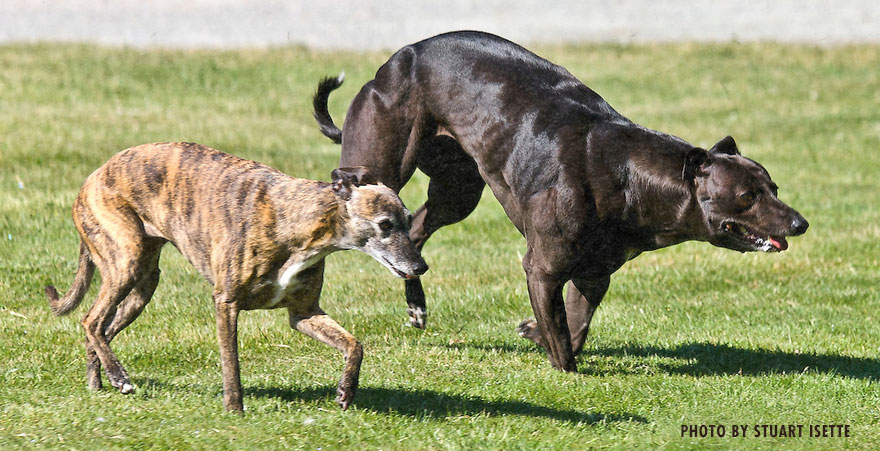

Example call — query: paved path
[2,1,878,50]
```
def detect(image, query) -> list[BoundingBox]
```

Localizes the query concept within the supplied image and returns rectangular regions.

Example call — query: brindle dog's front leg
[522,250,576,372]
[214,293,243,412]
[289,310,363,409]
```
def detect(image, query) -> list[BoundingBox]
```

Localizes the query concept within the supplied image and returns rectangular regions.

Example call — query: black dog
[313,31,808,372]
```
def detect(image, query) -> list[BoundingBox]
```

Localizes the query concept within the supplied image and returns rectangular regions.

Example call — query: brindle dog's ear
[331,166,376,200]
[682,148,710,182]
[709,135,739,156]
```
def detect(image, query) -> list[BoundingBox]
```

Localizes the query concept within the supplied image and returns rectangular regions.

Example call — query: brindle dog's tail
[313,73,345,144]
[46,240,95,316]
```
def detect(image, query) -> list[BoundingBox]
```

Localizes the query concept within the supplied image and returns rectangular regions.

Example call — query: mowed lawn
[0,42,878,449]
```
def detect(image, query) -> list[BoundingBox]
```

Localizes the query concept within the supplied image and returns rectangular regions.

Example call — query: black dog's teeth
[725,223,751,237]
[724,222,779,251]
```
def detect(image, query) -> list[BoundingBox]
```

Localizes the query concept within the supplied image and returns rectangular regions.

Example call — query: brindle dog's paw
[335,383,356,410]
[110,380,135,394]
[407,306,427,329]
[111,377,136,394]
[516,318,546,348]
[106,370,135,394]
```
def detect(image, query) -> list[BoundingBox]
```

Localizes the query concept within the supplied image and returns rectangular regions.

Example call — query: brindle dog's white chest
[267,253,326,307]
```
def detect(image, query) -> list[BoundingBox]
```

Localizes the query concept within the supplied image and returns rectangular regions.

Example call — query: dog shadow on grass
[134,377,644,423]
[590,342,880,381]
[245,385,646,424]
[445,341,880,381]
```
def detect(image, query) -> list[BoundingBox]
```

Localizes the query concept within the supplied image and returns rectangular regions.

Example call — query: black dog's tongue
[768,236,788,251]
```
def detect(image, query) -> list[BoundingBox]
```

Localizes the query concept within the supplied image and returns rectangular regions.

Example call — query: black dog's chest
[576,243,633,279]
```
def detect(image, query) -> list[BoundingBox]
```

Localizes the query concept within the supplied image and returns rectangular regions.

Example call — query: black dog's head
[684,136,809,253]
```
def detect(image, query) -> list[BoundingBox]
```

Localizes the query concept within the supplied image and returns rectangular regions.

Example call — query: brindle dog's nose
[413,260,429,276]
[791,215,809,236]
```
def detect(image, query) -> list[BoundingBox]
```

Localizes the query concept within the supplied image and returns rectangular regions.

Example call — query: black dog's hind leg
[407,135,485,328]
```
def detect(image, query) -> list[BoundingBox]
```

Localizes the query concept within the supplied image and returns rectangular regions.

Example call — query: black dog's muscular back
[411,31,621,124]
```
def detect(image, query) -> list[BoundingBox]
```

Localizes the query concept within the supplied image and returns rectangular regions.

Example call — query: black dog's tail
[313,73,345,144]
[46,240,95,316]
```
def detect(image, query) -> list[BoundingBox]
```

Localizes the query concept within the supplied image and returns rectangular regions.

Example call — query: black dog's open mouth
[722,221,788,252]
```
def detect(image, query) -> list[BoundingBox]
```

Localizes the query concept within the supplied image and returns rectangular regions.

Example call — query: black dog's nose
[413,260,429,276]
[791,215,809,236]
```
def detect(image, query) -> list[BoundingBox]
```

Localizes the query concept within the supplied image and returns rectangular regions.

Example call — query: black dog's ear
[331,166,376,200]
[682,148,710,181]
[332,166,376,186]
[709,135,739,156]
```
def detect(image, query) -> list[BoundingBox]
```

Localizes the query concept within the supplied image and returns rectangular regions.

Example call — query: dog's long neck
[270,181,350,255]
[617,132,709,249]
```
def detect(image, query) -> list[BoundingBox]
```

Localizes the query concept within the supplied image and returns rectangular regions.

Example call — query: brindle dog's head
[331,167,428,278]
[684,136,809,253]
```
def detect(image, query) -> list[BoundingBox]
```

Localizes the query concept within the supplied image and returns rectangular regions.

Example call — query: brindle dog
[312,31,808,372]
[46,142,427,411]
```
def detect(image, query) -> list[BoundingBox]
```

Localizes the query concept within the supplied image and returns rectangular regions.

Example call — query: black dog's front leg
[517,276,609,357]
[568,276,610,354]
[523,251,576,372]
[404,279,427,328]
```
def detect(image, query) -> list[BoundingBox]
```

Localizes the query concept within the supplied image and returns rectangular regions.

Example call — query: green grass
[1,42,878,449]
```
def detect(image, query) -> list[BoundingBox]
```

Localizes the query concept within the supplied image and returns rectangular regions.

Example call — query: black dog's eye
[737,191,758,208]
[378,219,394,235]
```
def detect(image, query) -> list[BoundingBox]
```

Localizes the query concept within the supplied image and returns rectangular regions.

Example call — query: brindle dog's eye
[378,219,393,234]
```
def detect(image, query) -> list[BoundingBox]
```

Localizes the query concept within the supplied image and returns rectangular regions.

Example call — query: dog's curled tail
[313,73,345,144]
[46,240,95,316]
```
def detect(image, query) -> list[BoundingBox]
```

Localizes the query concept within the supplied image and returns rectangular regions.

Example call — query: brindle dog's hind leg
[406,135,485,328]
[76,191,164,394]
[86,244,163,390]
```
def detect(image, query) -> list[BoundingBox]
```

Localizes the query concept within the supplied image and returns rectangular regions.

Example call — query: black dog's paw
[406,306,427,329]
[516,318,545,348]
